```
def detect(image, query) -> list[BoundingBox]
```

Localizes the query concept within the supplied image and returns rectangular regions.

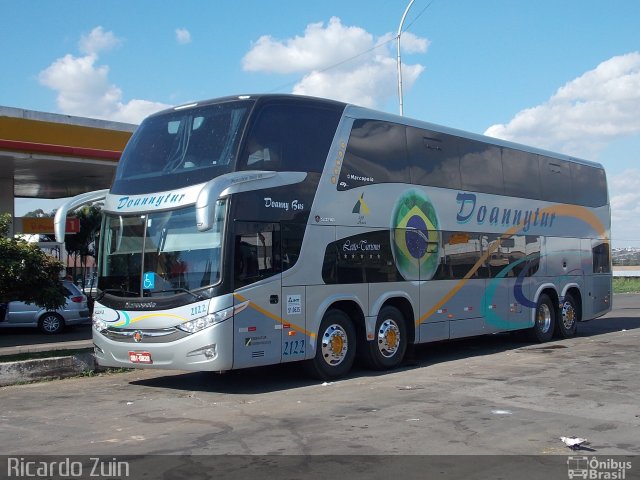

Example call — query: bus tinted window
[239,103,343,173]
[338,120,410,190]
[502,149,542,199]
[540,156,573,204]
[112,101,250,194]
[407,127,462,189]
[571,163,607,207]
[592,242,611,273]
[459,140,504,195]
[233,222,281,290]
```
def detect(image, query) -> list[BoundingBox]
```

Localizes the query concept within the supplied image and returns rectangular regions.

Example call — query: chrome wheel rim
[536,303,552,334]
[42,315,60,333]
[377,319,401,358]
[561,301,576,330]
[321,324,348,366]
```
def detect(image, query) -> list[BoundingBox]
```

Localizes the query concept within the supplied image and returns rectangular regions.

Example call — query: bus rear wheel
[362,306,407,370]
[555,293,578,338]
[305,309,356,380]
[528,293,556,343]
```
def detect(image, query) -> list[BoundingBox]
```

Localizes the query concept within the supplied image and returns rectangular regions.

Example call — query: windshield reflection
[111,100,252,195]
[98,202,226,298]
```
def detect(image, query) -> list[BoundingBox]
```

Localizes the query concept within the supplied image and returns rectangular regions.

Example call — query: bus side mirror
[54,189,109,242]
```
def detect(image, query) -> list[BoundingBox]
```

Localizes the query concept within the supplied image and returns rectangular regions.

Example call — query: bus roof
[154,94,603,170]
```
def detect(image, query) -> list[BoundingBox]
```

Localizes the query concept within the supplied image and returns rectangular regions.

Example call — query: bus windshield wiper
[96,288,141,301]
[146,288,203,300]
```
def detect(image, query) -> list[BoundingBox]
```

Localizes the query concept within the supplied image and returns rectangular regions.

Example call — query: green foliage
[64,204,102,292]
[0,212,66,310]
[613,277,640,294]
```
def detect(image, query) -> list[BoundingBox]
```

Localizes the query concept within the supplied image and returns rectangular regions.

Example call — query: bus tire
[528,293,556,342]
[362,306,407,371]
[556,293,578,338]
[305,309,356,380]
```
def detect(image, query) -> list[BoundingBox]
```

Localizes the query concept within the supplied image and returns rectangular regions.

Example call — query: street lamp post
[397,0,415,116]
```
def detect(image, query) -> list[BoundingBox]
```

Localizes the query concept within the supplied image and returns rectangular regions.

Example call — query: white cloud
[484,52,640,244]
[485,52,640,158]
[79,26,121,55]
[609,169,640,245]
[175,28,192,45]
[39,27,169,124]
[242,16,429,108]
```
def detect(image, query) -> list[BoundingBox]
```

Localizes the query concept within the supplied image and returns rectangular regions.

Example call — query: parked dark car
[0,280,90,334]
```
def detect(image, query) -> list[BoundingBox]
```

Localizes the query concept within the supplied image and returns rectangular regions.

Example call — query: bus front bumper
[93,318,234,372]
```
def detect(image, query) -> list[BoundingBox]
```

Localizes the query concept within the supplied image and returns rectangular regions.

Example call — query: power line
[267,1,433,94]
[403,0,434,34]
[267,36,396,94]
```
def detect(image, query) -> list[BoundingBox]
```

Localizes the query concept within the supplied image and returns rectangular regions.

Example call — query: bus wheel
[363,306,407,370]
[305,309,356,380]
[556,293,578,338]
[528,294,556,342]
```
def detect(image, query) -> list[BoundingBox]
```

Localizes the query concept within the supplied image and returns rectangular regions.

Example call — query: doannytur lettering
[456,192,556,232]
[117,193,186,210]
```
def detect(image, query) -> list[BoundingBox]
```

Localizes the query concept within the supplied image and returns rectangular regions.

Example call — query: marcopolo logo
[390,190,440,280]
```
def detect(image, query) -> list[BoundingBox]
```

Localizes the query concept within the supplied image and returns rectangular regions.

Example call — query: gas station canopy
[0,106,136,202]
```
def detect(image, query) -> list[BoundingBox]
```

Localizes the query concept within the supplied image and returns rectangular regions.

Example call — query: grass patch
[0,348,93,363]
[613,277,640,294]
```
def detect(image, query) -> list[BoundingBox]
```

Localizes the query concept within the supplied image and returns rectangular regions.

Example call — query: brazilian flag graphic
[390,190,440,280]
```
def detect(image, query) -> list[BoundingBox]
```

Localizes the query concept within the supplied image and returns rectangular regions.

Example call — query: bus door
[586,239,612,318]
[232,222,283,369]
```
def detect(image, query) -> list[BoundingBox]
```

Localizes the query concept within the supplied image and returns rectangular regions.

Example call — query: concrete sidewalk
[0,326,96,386]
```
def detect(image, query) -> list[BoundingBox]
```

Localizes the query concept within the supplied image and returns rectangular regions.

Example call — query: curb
[0,352,98,387]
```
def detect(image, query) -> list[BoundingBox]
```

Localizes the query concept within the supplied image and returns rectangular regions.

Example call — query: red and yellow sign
[21,217,79,234]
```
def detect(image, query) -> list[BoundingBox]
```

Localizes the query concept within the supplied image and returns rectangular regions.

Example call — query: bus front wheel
[305,309,356,380]
[362,306,407,370]
[528,293,556,342]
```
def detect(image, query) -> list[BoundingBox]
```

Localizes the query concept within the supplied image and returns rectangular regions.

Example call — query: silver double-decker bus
[55,94,611,379]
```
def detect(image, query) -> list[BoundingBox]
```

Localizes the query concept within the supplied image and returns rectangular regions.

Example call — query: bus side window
[238,102,342,173]
[233,222,281,290]
[502,149,542,200]
[459,140,504,195]
[338,119,410,190]
[571,162,607,207]
[592,242,611,274]
[407,127,461,189]
[540,156,573,204]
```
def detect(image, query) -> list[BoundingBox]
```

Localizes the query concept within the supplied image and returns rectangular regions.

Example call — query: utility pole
[397,0,415,116]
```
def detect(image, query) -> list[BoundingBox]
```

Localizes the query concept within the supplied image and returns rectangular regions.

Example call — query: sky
[2,0,639,247]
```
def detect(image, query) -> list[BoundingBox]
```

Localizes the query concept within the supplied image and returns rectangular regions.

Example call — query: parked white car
[0,280,90,334]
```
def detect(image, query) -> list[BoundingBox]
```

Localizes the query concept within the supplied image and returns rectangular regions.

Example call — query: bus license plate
[128,351,152,364]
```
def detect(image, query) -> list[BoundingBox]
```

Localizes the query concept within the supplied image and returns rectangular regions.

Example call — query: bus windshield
[111,100,253,195]
[98,201,226,298]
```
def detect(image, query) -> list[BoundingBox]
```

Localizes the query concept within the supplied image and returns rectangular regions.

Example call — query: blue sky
[2,0,639,246]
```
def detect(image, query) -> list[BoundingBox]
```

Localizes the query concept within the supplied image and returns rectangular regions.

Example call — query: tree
[0,213,66,310]
[63,204,102,292]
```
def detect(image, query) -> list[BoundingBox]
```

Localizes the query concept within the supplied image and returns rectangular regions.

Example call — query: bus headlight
[93,318,108,332]
[177,301,249,334]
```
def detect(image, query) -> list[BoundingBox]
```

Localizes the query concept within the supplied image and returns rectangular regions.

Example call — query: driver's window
[233,222,281,289]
